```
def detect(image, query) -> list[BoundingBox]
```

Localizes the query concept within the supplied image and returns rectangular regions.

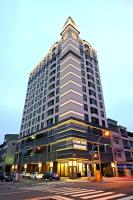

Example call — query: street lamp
[104,143,118,177]
[93,130,110,181]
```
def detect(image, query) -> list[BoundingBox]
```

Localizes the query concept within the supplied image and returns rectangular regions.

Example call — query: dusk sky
[0,0,133,143]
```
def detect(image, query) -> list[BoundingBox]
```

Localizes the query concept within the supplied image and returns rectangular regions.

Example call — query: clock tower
[59,17,84,121]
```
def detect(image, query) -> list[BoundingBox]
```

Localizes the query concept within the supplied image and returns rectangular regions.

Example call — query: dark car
[0,173,4,181]
[43,172,60,181]
[0,173,15,182]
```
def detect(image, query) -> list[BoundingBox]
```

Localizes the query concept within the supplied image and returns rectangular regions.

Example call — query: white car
[21,171,31,178]
[30,172,38,179]
[36,173,43,179]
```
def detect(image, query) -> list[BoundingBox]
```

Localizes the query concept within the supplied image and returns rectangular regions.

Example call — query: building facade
[0,134,18,173]
[15,17,114,178]
[107,119,133,176]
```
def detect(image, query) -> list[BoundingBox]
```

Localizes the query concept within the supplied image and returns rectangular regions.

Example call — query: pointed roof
[61,16,79,35]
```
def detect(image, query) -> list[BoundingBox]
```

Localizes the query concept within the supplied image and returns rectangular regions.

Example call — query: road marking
[59,190,94,195]
[95,193,126,200]
[72,190,108,197]
[0,191,30,196]
[80,192,114,199]
[53,196,73,200]
[116,196,133,200]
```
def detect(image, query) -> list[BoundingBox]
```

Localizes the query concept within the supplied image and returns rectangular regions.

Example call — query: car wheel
[49,177,52,181]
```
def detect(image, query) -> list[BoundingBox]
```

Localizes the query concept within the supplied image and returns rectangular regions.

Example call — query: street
[0,178,133,200]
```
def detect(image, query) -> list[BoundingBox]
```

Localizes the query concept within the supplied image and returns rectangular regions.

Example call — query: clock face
[63,32,68,41]
[72,32,77,39]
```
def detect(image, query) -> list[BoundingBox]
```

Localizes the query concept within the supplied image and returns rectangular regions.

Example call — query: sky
[0,0,133,144]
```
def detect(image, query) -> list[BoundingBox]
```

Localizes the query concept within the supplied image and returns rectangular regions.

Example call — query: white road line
[53,196,73,200]
[72,190,107,197]
[0,191,30,196]
[114,195,133,200]
[81,192,113,199]
[59,189,93,195]
[45,187,82,193]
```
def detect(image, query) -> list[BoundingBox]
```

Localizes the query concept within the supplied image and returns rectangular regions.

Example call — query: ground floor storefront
[13,159,115,179]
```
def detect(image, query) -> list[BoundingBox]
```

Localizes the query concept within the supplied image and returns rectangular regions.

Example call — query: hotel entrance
[58,162,68,177]
[57,159,91,178]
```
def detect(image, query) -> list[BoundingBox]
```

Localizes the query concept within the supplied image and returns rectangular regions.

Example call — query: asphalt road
[0,179,133,200]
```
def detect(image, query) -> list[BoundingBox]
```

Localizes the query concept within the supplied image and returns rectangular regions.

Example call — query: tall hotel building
[16,17,113,178]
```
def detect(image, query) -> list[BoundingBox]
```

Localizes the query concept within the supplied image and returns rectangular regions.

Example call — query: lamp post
[104,143,118,177]
[91,130,110,181]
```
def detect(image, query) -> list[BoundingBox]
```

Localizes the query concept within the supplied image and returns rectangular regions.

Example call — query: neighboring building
[15,17,114,178]
[107,119,133,176]
[0,134,18,173]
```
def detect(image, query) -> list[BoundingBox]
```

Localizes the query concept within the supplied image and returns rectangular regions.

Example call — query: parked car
[0,173,15,182]
[30,172,38,179]
[36,173,43,179]
[20,171,31,178]
[43,172,60,181]
[0,173,4,181]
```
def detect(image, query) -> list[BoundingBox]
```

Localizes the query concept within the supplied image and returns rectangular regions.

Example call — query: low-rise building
[107,119,133,176]
[0,134,18,173]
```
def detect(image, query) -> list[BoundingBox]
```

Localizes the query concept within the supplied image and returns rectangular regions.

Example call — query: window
[42,105,45,111]
[84,114,89,122]
[49,83,55,90]
[45,76,48,82]
[55,105,59,113]
[82,86,86,92]
[100,111,104,117]
[47,109,54,116]
[91,117,99,125]
[122,139,130,149]
[41,122,44,129]
[48,100,54,107]
[42,113,45,120]
[87,74,94,82]
[90,98,97,106]
[47,118,53,126]
[83,94,87,101]
[56,80,60,86]
[95,73,99,78]
[90,107,98,114]
[87,68,93,75]
[49,76,55,83]
[81,70,85,76]
[82,78,86,84]
[48,91,55,98]
[81,63,84,69]
[56,96,59,103]
[80,50,83,56]
[97,86,101,92]
[98,94,102,100]
[56,87,59,94]
[88,82,95,89]
[49,69,56,76]
[102,120,105,127]
[99,102,103,109]
[113,137,120,144]
[57,65,60,71]
[44,89,47,95]
[95,66,98,72]
[89,89,96,97]
[57,72,60,78]
[84,104,88,111]
[96,79,100,85]
[55,115,59,123]
[80,57,84,63]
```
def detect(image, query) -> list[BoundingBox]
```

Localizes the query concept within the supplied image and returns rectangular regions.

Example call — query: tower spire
[61,16,80,35]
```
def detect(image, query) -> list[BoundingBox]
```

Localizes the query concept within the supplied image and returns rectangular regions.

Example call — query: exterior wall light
[50,162,53,168]
[38,163,42,168]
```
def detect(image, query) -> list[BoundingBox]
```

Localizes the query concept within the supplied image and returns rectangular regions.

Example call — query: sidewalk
[60,176,133,183]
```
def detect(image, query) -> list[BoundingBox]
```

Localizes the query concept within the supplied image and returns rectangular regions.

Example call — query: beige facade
[20,17,107,138]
